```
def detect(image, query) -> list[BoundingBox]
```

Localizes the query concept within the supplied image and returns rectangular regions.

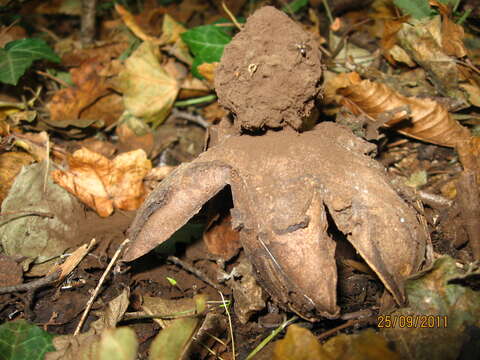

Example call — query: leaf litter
[1,1,480,359]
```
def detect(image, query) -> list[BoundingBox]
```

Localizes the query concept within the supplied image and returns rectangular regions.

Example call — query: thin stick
[0,270,61,294]
[174,95,217,107]
[322,0,334,24]
[36,71,71,88]
[74,238,130,336]
[171,108,210,128]
[221,1,242,30]
[43,137,50,193]
[167,255,221,291]
[219,291,235,360]
[317,319,355,340]
[245,316,298,360]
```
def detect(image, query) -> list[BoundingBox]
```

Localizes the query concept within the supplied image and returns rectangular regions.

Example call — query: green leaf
[148,295,207,360]
[0,38,60,85]
[0,320,55,360]
[394,0,436,19]
[98,327,138,360]
[181,25,232,79]
[282,0,309,14]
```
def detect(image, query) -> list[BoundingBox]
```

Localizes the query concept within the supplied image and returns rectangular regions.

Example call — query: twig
[417,190,453,209]
[171,108,210,128]
[456,170,480,260]
[122,310,201,321]
[322,0,334,24]
[80,0,97,46]
[0,211,55,228]
[36,71,71,88]
[174,94,217,107]
[74,238,130,336]
[245,316,298,360]
[219,291,235,360]
[317,319,355,340]
[0,211,54,218]
[0,270,61,294]
[167,256,221,291]
[221,1,242,31]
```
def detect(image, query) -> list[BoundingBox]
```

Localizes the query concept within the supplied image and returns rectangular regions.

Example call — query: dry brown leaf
[333,72,471,147]
[331,72,480,181]
[460,83,480,107]
[0,152,35,204]
[197,63,217,85]
[77,138,117,158]
[116,121,154,155]
[0,25,26,47]
[441,15,467,58]
[115,4,160,43]
[381,19,406,64]
[203,213,241,260]
[13,131,49,161]
[52,148,152,217]
[47,60,123,128]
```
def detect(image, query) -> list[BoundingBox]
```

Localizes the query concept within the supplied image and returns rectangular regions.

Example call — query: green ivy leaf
[282,0,309,14]
[0,38,61,85]
[0,320,55,360]
[181,25,232,79]
[394,0,436,19]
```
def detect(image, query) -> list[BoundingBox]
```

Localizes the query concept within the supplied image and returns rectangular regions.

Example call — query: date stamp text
[377,315,448,328]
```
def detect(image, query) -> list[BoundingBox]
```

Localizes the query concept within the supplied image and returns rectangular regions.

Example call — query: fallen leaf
[52,148,152,217]
[323,329,401,360]
[0,162,85,265]
[116,41,179,128]
[77,138,117,158]
[0,320,55,360]
[273,324,331,360]
[148,295,207,360]
[47,60,123,128]
[441,13,467,58]
[0,151,34,204]
[203,212,241,260]
[460,83,480,107]
[396,16,465,99]
[13,131,49,161]
[46,290,130,360]
[333,72,471,147]
[197,62,217,84]
[96,327,138,360]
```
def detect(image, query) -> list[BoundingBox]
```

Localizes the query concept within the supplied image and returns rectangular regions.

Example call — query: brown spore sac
[215,6,323,132]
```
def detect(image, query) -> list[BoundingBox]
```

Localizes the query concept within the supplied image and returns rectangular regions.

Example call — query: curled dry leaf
[52,148,152,217]
[329,72,480,178]
[331,72,471,147]
[123,122,426,320]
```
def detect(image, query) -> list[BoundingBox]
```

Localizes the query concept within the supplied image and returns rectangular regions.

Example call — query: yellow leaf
[118,41,179,128]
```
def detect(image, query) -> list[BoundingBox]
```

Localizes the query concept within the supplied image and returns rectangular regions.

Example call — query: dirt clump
[215,6,323,131]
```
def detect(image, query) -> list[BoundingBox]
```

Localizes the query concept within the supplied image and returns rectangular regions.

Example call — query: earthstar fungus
[123,6,427,320]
